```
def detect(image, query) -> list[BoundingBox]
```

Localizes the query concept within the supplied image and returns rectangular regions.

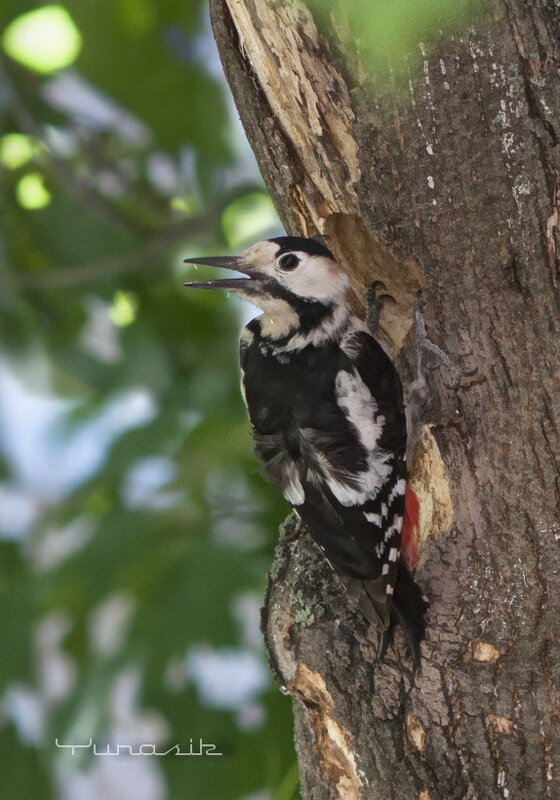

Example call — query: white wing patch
[329,368,391,505]
[335,369,384,449]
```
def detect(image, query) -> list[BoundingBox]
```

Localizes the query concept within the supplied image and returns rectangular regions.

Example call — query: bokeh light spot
[222,193,279,249]
[16,173,51,209]
[3,6,82,74]
[109,291,138,327]
[1,134,34,169]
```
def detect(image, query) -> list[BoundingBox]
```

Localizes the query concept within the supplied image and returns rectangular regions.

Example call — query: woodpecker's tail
[379,564,428,670]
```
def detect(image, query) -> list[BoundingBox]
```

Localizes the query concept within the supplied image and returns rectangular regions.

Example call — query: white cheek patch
[277,255,349,303]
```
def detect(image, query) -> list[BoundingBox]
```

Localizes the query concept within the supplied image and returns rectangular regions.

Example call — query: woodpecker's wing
[329,325,408,628]
[240,321,408,631]
[297,327,407,629]
[294,480,398,630]
[299,330,426,654]
[338,325,407,457]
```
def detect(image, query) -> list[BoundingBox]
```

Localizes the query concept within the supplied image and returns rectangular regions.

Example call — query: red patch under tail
[401,487,420,569]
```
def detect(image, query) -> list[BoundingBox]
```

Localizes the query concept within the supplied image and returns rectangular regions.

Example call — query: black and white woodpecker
[184,236,427,665]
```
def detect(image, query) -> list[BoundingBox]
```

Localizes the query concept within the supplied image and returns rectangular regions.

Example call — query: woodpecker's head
[184,237,349,335]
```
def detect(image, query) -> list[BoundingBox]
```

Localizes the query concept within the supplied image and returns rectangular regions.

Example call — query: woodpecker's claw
[413,291,477,379]
[367,281,397,304]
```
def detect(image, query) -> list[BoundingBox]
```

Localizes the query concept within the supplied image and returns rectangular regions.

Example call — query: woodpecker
[184,236,427,665]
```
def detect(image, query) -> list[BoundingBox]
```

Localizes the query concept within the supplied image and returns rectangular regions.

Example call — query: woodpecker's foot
[366,281,397,335]
[413,291,476,380]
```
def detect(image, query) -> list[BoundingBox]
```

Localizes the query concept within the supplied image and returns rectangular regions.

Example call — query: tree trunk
[210,1,560,797]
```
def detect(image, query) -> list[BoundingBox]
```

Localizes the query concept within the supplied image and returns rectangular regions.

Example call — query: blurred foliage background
[0,2,297,799]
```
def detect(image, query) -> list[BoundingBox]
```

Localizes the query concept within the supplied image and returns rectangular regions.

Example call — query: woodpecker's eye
[278,253,300,271]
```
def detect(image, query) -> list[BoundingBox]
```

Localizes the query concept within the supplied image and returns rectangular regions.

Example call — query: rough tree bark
[210,1,560,798]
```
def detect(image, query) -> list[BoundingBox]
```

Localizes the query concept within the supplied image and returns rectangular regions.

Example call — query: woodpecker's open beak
[183,256,261,291]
